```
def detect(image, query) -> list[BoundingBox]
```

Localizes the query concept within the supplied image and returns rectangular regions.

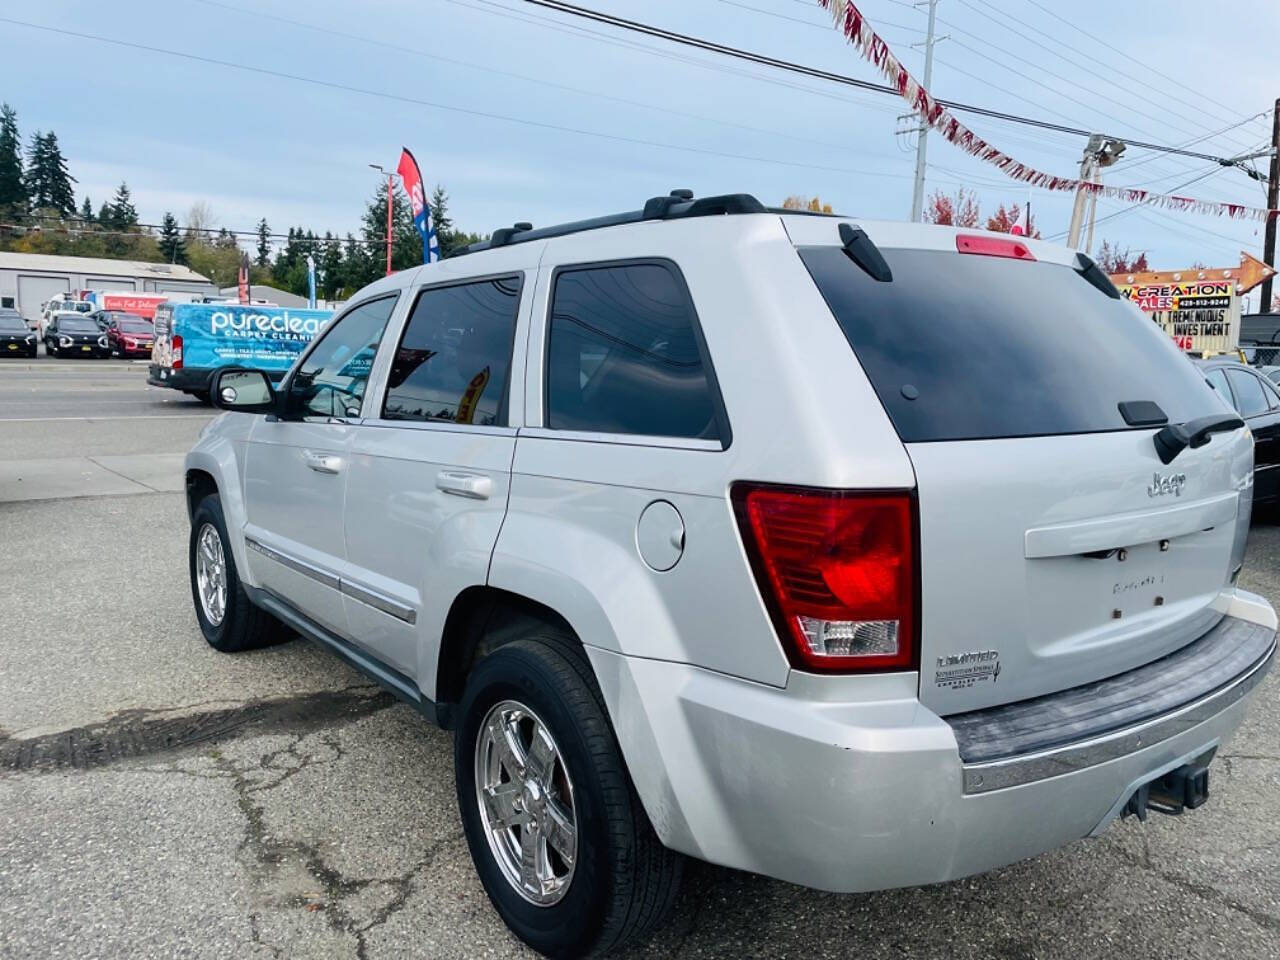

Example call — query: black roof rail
[449,190,767,257]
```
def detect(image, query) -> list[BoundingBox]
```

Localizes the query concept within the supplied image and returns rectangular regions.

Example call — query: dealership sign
[1111,252,1275,355]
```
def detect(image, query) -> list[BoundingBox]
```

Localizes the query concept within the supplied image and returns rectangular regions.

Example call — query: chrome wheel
[474,699,578,906]
[195,522,227,626]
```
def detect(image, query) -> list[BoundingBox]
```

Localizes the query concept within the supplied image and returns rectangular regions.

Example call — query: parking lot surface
[1,361,1278,959]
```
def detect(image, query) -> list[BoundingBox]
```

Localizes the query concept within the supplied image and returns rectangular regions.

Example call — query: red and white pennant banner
[817,0,1278,223]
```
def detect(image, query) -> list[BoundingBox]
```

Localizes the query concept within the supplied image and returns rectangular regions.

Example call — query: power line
[0,15,940,182]
[953,0,1259,150]
[511,0,1257,164]
[187,0,884,156]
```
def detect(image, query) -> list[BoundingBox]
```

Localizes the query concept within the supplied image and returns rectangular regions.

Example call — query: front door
[241,294,399,636]
[342,272,527,680]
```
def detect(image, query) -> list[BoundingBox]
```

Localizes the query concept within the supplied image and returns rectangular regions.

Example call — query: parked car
[44,314,109,358]
[0,310,37,357]
[97,312,154,358]
[1256,364,1280,386]
[185,192,1276,958]
[38,297,92,336]
[1196,358,1280,507]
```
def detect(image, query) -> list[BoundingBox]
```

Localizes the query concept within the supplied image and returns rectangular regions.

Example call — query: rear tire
[455,635,683,958]
[189,494,281,652]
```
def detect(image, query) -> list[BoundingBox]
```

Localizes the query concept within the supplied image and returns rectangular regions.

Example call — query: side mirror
[211,368,277,414]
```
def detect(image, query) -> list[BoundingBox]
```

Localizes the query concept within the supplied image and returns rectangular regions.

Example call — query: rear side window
[546,261,721,441]
[382,276,521,426]
[799,246,1223,442]
[1227,369,1269,418]
[1205,368,1234,409]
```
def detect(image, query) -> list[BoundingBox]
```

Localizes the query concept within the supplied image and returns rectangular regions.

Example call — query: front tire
[189,494,281,652]
[455,636,683,958]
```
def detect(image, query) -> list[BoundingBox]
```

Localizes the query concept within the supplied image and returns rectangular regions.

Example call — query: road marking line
[0,414,214,422]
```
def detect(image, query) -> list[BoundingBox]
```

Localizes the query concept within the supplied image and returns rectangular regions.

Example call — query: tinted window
[1205,368,1234,410]
[1261,375,1280,409]
[1227,369,1269,419]
[289,296,396,419]
[799,247,1223,442]
[0,316,26,331]
[382,276,520,426]
[60,318,98,333]
[546,262,720,440]
[119,321,152,333]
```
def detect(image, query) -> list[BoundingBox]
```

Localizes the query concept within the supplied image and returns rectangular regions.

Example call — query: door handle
[436,471,492,499]
[303,451,344,475]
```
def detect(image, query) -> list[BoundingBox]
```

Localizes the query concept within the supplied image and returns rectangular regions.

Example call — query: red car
[101,313,155,358]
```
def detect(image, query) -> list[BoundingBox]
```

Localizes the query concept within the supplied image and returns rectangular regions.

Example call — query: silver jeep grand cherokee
[185,191,1276,958]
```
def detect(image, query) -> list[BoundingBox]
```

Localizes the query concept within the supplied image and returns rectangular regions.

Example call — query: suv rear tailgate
[794,220,1252,714]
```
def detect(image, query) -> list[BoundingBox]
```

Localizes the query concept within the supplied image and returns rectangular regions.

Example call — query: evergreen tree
[319,232,343,299]
[79,196,94,222]
[24,131,76,215]
[0,103,25,213]
[361,180,418,275]
[158,211,186,264]
[429,184,454,255]
[255,218,271,267]
[97,199,112,224]
[108,182,138,230]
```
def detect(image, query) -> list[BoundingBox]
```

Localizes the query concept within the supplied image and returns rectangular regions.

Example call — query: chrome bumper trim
[961,638,1274,794]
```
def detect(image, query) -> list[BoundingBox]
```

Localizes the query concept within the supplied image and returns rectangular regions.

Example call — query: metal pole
[909,0,939,223]
[385,175,394,276]
[1085,167,1100,255]
[1260,97,1279,314]
[1066,152,1094,250]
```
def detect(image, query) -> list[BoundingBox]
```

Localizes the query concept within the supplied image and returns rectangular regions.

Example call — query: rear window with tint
[799,246,1222,442]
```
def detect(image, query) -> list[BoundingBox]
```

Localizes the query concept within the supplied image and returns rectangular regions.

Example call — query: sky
[1,0,1276,301]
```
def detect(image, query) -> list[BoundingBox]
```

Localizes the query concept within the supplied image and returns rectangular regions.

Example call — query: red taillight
[171,333,183,369]
[732,484,917,673]
[955,234,1036,261]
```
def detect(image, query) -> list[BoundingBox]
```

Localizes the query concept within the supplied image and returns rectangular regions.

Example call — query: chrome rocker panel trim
[245,536,417,624]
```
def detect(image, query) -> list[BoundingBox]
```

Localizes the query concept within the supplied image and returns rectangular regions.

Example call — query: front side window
[1226,369,1269,419]
[289,296,396,419]
[382,276,521,426]
[546,261,721,441]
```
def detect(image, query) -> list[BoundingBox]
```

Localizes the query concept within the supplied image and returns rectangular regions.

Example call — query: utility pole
[1260,97,1279,314]
[1067,135,1125,250]
[909,0,939,223]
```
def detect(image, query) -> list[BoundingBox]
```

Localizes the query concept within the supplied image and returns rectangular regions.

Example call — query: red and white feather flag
[817,0,1278,223]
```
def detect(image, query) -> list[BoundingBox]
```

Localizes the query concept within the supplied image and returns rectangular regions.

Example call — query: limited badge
[934,650,1001,690]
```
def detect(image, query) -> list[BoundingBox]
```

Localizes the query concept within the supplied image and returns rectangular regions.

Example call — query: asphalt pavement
[1,361,1278,959]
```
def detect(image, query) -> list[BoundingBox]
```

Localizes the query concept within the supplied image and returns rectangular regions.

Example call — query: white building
[0,252,217,323]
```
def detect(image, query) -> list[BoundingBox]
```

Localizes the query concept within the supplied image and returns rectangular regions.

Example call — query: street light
[369,162,394,277]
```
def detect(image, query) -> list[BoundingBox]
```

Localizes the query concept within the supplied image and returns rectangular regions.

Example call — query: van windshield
[798,246,1223,442]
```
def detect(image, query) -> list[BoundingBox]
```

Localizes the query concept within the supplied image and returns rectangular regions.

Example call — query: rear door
[341,270,529,681]
[798,234,1253,714]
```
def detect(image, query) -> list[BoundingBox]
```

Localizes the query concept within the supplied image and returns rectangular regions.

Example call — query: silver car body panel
[185,210,1277,895]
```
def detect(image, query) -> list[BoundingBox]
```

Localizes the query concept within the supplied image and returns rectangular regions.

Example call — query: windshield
[0,316,27,332]
[60,318,99,333]
[119,319,152,333]
[799,246,1224,442]
[70,302,92,312]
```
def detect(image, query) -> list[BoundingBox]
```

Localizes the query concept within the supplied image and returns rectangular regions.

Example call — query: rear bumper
[588,590,1275,893]
[148,365,214,392]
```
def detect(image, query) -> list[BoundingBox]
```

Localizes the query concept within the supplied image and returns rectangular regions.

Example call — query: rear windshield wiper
[1154,413,1245,464]
[838,223,892,282]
